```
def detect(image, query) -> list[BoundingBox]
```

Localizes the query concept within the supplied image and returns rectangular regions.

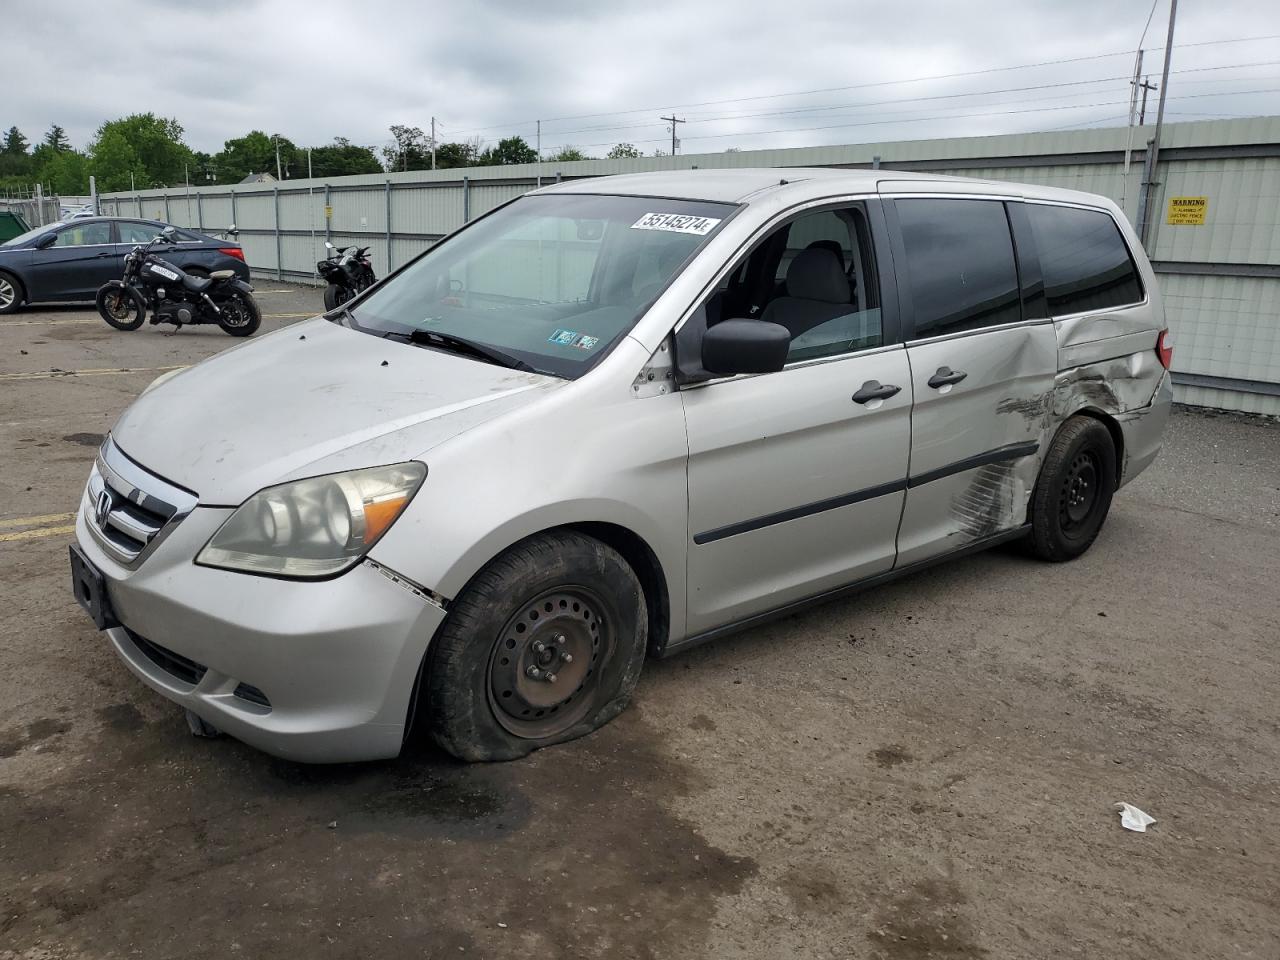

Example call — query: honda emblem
[95,490,113,528]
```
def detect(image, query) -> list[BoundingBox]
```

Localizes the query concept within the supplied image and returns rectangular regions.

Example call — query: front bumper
[74,484,446,763]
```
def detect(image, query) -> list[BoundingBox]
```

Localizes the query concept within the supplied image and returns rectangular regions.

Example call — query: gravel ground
[1,287,1277,960]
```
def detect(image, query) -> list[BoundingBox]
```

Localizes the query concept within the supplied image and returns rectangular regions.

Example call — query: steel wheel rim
[1059,450,1100,533]
[0,278,14,308]
[487,587,610,739]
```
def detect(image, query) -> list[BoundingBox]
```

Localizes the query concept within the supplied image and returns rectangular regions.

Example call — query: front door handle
[852,380,902,404]
[927,366,968,389]
[95,251,114,258]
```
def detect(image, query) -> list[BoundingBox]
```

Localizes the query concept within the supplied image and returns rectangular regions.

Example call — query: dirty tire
[323,283,350,311]
[95,284,146,331]
[217,291,261,337]
[0,270,25,314]
[1029,416,1117,562]
[425,531,647,762]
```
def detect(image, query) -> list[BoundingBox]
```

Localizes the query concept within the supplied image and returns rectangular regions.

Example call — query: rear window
[896,198,1021,338]
[1026,204,1143,315]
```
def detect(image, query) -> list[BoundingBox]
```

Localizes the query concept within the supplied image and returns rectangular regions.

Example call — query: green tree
[477,136,538,166]
[549,146,590,162]
[37,149,90,194]
[89,114,193,187]
[43,124,71,152]
[0,126,32,179]
[606,143,642,159]
[383,124,431,172]
[89,127,146,191]
[211,130,299,183]
[3,126,29,155]
[434,141,479,169]
[308,137,382,178]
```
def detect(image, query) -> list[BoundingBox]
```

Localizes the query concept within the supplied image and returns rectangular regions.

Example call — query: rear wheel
[216,291,261,337]
[323,283,350,311]
[0,271,24,314]
[425,531,648,762]
[95,285,146,331]
[1028,416,1117,561]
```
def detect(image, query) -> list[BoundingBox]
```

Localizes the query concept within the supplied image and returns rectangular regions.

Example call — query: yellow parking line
[0,512,76,529]
[0,364,186,382]
[264,312,317,318]
[0,321,100,330]
[0,524,77,543]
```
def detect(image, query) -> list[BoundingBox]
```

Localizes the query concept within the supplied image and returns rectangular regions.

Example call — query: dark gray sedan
[0,217,250,314]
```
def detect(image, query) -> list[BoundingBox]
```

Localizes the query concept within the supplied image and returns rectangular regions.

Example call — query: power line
[444,33,1280,137]
[549,86,1280,151]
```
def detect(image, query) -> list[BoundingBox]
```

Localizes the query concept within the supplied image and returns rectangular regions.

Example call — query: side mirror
[701,319,791,376]
[228,222,237,233]
[34,232,58,249]
[162,225,177,237]
[324,241,335,250]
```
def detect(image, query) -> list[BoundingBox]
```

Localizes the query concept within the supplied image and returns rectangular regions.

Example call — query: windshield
[2,223,55,248]
[345,193,735,378]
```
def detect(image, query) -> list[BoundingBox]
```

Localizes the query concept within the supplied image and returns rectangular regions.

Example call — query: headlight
[196,462,426,578]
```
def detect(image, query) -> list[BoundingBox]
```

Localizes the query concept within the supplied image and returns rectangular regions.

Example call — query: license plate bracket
[69,544,119,631]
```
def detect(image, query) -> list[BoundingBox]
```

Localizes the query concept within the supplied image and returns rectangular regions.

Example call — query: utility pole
[1138,0,1178,247]
[1136,76,1157,125]
[661,114,685,156]
[431,116,437,171]
[275,136,283,181]
[536,119,542,188]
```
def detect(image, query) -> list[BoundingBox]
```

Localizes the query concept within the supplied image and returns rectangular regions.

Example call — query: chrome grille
[84,438,198,567]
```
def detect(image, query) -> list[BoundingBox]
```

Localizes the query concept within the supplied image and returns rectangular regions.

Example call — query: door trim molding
[905,440,1040,488]
[693,478,907,545]
[691,440,1039,545]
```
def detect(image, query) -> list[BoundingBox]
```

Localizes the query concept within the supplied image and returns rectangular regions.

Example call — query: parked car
[0,217,248,314]
[69,169,1172,764]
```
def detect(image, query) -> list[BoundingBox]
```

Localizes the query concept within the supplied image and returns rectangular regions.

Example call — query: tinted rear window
[896,198,1021,338]
[1027,204,1143,315]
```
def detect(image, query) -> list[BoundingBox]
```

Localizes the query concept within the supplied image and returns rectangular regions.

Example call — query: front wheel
[1028,416,1117,561]
[323,283,351,311]
[425,531,648,762]
[216,291,261,337]
[96,284,146,331]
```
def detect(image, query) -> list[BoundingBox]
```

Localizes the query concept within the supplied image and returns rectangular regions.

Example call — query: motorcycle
[317,241,376,311]
[95,225,261,337]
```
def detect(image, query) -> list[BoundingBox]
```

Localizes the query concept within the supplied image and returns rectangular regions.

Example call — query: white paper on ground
[1115,802,1157,832]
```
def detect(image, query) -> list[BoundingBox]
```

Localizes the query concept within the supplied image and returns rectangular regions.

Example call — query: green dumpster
[0,210,32,242]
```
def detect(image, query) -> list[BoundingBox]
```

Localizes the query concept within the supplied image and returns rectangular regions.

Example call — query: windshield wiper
[383,328,538,373]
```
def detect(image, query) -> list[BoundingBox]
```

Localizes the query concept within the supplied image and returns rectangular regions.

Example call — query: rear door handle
[927,366,968,389]
[852,380,902,404]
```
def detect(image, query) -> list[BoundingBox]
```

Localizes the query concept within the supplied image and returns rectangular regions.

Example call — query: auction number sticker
[631,212,722,235]
[150,265,179,281]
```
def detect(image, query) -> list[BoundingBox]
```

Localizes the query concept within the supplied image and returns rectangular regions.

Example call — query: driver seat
[759,248,853,338]
[182,273,212,293]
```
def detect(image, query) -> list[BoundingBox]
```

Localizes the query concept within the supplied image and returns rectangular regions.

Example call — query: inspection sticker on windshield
[631,213,721,235]
[572,335,599,351]
[548,329,578,345]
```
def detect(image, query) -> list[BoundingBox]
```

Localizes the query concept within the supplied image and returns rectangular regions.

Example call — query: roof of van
[533,167,1111,209]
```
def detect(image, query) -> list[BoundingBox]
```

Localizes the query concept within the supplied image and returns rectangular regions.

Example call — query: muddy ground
[1,285,1277,959]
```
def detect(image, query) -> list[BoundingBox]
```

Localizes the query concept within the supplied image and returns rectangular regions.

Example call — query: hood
[112,317,563,504]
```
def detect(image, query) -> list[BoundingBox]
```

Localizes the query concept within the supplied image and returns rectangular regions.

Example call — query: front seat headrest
[785,248,850,304]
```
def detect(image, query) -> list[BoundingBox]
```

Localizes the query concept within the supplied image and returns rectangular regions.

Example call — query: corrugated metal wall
[99,117,1280,415]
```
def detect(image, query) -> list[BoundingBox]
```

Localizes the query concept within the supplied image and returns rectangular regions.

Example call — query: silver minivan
[70,169,1173,763]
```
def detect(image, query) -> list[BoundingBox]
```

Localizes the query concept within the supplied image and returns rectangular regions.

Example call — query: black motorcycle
[318,241,376,310]
[95,226,261,337]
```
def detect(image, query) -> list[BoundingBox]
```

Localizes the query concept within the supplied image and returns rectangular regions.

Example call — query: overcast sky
[4,0,1279,159]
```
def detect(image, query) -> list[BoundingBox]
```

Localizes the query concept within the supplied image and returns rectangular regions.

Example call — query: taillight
[219,247,245,262]
[1156,329,1173,369]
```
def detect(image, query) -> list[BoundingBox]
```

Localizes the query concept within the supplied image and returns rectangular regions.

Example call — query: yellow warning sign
[323,205,333,219]
[1166,196,1208,226]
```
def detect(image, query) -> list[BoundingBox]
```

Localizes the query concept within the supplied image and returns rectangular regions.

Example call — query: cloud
[2,0,1277,158]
